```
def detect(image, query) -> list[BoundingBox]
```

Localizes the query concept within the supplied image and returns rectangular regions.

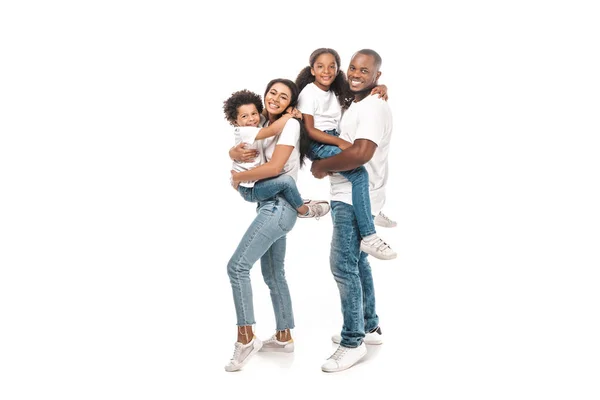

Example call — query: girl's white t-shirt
[297,83,342,131]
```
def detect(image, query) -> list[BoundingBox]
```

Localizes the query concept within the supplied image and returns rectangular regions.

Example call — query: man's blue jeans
[330,200,379,347]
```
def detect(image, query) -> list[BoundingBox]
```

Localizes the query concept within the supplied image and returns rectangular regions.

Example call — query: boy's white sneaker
[332,326,383,345]
[224,336,262,372]
[360,235,397,260]
[260,335,295,353]
[321,343,367,373]
[374,211,397,228]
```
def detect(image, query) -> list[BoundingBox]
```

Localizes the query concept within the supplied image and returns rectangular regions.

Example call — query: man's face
[347,53,381,93]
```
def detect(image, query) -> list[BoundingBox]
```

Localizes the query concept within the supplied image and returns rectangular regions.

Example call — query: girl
[296,48,396,260]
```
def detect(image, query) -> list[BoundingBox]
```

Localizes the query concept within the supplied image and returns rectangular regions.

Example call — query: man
[311,49,393,373]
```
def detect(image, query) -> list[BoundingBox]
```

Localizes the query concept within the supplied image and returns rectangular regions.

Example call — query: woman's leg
[259,197,298,331]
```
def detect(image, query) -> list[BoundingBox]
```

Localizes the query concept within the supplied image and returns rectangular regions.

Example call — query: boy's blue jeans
[237,174,304,210]
[308,129,376,238]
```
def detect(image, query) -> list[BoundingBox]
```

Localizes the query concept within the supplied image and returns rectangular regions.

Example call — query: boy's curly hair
[223,89,263,126]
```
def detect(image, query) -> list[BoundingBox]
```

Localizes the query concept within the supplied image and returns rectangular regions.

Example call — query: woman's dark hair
[264,78,310,167]
[295,47,353,108]
[222,89,263,126]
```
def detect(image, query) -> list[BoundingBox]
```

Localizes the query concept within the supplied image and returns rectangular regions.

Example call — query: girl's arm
[302,114,352,150]
[370,84,388,100]
[231,144,294,183]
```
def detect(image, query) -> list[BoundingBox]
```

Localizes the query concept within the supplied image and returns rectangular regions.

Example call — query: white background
[1,1,599,399]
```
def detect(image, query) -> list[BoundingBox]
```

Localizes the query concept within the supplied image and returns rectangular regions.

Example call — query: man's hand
[311,160,328,179]
[230,142,259,163]
[337,140,353,151]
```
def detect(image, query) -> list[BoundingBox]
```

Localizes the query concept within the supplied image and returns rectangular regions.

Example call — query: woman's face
[264,83,292,116]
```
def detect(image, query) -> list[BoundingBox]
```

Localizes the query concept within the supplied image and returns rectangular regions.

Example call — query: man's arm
[311,139,377,178]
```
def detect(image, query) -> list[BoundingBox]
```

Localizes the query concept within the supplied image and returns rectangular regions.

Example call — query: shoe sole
[224,340,263,372]
[259,345,294,353]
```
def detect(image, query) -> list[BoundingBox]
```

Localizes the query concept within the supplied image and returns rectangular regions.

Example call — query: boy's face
[235,104,260,127]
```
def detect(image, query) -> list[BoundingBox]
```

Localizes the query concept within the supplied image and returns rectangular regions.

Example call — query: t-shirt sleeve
[297,87,316,116]
[234,126,260,144]
[276,118,300,147]
[355,98,386,146]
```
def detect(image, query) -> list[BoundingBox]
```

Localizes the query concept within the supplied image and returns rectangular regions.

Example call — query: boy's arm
[231,145,294,182]
[302,114,352,149]
[254,114,293,140]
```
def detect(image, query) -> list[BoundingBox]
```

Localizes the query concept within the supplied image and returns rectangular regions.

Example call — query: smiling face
[347,53,381,94]
[264,82,292,116]
[311,52,338,91]
[234,103,260,127]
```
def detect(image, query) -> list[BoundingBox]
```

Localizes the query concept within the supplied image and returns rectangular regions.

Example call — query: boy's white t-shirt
[231,114,266,188]
[297,83,342,131]
[329,95,393,215]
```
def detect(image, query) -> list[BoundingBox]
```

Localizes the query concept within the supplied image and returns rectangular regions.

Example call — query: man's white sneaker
[332,326,383,345]
[260,335,295,353]
[374,211,397,228]
[360,235,397,260]
[298,201,330,220]
[224,336,262,372]
[321,343,367,373]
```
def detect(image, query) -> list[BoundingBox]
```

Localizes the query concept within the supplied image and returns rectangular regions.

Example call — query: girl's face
[311,52,338,91]
[264,83,292,116]
[235,103,260,127]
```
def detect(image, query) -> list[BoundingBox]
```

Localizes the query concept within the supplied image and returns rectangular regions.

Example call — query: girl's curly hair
[223,89,263,126]
[295,48,353,109]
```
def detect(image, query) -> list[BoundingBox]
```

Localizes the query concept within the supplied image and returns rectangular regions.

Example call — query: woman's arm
[231,144,294,183]
[229,142,258,162]
[302,114,352,149]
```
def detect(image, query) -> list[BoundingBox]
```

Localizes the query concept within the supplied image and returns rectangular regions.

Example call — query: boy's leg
[252,175,304,209]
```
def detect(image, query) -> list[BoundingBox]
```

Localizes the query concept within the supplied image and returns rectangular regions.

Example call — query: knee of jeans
[227,256,246,278]
[279,174,294,186]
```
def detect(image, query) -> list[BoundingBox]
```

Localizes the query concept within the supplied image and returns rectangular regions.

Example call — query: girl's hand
[371,84,388,101]
[286,107,303,120]
[337,140,353,151]
[230,142,258,163]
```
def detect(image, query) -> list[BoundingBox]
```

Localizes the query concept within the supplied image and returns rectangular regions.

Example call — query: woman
[224,78,329,372]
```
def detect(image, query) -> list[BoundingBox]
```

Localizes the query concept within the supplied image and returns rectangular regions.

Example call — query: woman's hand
[229,142,259,163]
[230,170,240,190]
[337,139,353,151]
[370,84,388,101]
[286,107,303,120]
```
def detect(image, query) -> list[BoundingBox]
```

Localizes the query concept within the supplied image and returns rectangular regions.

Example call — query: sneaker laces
[378,212,393,223]
[230,342,243,362]
[329,346,349,361]
[308,204,323,220]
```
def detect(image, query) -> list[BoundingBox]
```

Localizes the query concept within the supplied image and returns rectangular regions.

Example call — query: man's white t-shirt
[329,95,393,215]
[297,83,342,131]
[231,114,266,188]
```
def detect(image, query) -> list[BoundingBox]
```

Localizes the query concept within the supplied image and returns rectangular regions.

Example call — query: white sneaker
[332,326,383,345]
[360,235,397,260]
[260,335,295,353]
[321,343,367,373]
[224,336,262,372]
[298,201,330,220]
[374,211,397,228]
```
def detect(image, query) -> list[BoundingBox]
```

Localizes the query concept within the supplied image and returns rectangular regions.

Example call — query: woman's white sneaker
[259,335,295,353]
[224,336,262,372]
